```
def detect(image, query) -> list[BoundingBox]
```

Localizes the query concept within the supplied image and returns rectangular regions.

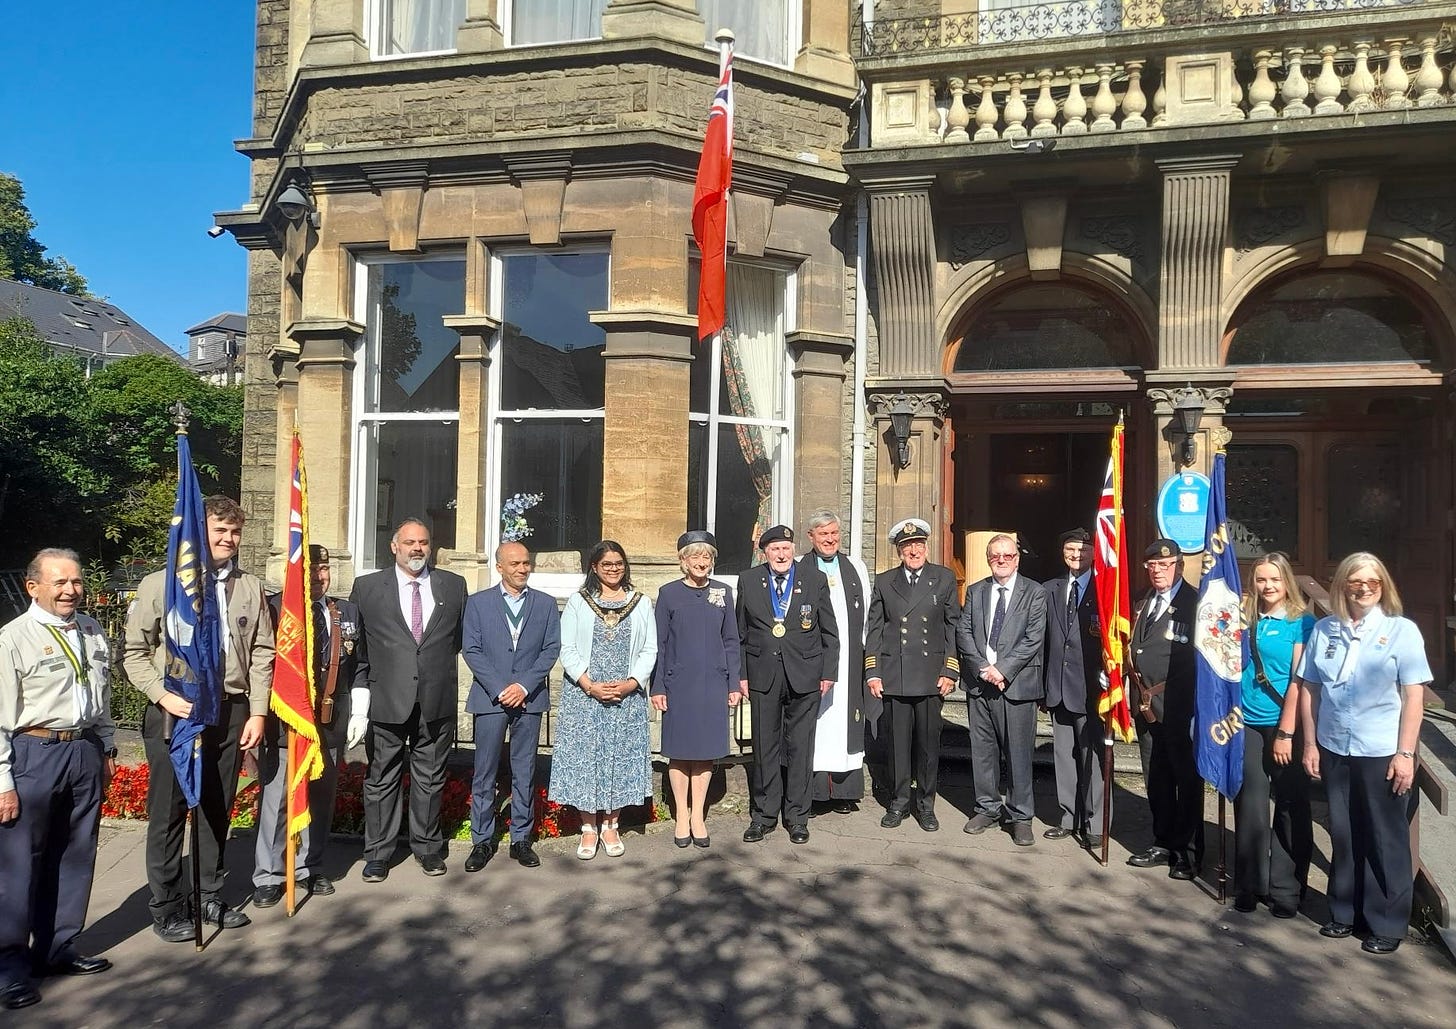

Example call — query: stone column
[601,0,704,45]
[286,318,363,588]
[1155,155,1240,371]
[796,0,856,89]
[442,314,500,593]
[593,312,697,583]
[456,0,503,52]
[865,178,938,378]
[789,332,853,526]
[300,0,368,66]
[866,389,950,570]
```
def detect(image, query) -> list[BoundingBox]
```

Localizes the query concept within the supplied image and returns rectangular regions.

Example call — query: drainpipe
[849,0,873,561]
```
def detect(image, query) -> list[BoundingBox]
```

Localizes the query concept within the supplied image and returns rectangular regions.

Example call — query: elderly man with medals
[737,525,840,845]
[802,511,873,815]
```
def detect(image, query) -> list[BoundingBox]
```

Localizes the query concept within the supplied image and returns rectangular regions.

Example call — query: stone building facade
[223,0,1455,678]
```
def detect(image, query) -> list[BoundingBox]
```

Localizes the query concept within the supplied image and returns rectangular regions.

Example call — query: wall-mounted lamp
[1170,389,1206,467]
[889,394,914,469]
[276,183,320,229]
[1008,138,1056,154]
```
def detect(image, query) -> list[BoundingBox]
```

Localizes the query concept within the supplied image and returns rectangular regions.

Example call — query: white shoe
[602,818,625,858]
[577,824,600,861]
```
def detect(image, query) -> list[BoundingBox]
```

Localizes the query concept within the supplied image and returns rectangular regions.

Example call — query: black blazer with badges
[1041,573,1101,716]
[264,594,368,730]
[348,566,468,724]
[864,562,960,698]
[957,574,1048,702]
[736,562,840,696]
[1129,581,1198,727]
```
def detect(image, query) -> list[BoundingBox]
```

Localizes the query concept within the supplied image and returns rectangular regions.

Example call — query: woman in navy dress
[651,530,741,849]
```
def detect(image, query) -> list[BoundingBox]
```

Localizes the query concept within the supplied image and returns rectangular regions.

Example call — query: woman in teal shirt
[1233,552,1315,917]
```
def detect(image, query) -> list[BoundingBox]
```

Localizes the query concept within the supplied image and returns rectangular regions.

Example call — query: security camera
[1008,138,1057,154]
[207,225,226,238]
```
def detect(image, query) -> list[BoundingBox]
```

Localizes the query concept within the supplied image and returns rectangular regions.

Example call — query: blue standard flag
[1193,449,1245,799]
[163,430,223,810]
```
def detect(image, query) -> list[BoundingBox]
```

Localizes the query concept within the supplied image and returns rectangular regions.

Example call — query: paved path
[23,769,1453,1028]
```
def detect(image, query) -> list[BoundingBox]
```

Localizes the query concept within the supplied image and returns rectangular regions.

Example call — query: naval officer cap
[888,518,932,547]
[757,525,794,548]
[677,529,717,551]
[1145,538,1182,560]
[1058,528,1091,547]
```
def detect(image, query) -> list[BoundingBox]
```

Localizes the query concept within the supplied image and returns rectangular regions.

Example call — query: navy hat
[888,518,931,547]
[1058,528,1091,547]
[677,530,716,551]
[758,525,794,548]
[309,544,331,564]
[1145,538,1182,560]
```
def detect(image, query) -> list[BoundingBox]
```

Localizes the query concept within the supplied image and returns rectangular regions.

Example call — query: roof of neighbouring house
[0,278,180,362]
[184,312,247,337]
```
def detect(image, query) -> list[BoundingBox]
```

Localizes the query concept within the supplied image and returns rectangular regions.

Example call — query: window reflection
[500,253,607,410]
[1227,271,1433,365]
[500,420,603,553]
[372,260,465,413]
[369,422,458,568]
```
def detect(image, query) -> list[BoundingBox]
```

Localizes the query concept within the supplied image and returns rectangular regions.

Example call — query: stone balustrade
[873,32,1456,144]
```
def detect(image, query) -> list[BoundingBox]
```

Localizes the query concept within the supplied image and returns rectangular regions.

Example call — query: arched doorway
[944,279,1151,586]
[1221,266,1451,652]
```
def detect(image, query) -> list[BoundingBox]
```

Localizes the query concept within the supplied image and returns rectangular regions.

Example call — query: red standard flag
[692,38,734,342]
[271,430,324,837]
[1094,414,1135,743]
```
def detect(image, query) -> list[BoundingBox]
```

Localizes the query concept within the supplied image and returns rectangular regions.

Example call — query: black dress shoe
[306,875,335,896]
[509,841,541,868]
[464,842,496,873]
[880,808,906,829]
[1011,822,1035,847]
[1043,826,1075,840]
[1320,921,1355,939]
[46,954,111,977]
[362,860,390,883]
[1127,846,1171,868]
[742,821,776,843]
[1168,859,1196,880]
[1,982,40,1010]
[787,824,810,845]
[963,813,1000,835]
[416,853,447,876]
[1362,934,1402,954]
[915,810,940,832]
[1081,833,1103,851]
[152,914,195,944]
[832,800,856,815]
[1270,902,1298,919]
[253,884,284,909]
[202,900,251,929]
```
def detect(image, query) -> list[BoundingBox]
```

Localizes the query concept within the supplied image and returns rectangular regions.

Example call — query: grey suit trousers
[1049,705,1107,833]
[968,686,1038,823]
[253,696,350,887]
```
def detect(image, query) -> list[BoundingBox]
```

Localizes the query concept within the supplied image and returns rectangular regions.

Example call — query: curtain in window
[700,0,789,65]
[385,0,466,54]
[721,264,782,542]
[512,0,606,44]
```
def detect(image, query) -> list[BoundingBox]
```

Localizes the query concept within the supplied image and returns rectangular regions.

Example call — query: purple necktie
[410,581,424,644]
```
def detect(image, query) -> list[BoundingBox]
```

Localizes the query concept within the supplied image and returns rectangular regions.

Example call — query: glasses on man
[989,552,1018,563]
[1345,578,1382,594]
[1146,559,1179,571]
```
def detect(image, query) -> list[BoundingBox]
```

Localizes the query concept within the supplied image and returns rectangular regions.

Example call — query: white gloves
[346,687,371,749]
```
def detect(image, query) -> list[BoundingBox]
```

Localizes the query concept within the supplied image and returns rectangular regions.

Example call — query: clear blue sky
[2,4,257,353]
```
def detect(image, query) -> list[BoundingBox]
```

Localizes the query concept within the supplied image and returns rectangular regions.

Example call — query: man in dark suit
[461,541,560,871]
[1041,528,1106,850]
[803,511,873,814]
[958,532,1048,846]
[864,518,959,832]
[253,545,368,907]
[347,518,467,881]
[738,525,839,845]
[1127,538,1204,880]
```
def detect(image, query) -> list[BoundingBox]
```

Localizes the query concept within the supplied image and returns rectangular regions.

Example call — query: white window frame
[349,252,465,569]
[365,0,463,61]
[689,259,797,561]
[701,0,802,70]
[500,0,605,48]
[484,245,612,597]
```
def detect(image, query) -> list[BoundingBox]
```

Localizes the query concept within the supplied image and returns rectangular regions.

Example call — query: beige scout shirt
[122,567,275,717]
[0,605,116,793]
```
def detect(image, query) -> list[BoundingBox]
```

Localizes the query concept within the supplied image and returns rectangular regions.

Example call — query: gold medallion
[772,622,786,638]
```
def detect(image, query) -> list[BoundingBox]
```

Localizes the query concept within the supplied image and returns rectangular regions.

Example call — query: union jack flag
[1094,414,1135,743]
[692,39,734,342]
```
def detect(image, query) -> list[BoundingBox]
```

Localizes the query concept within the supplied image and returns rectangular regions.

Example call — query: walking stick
[1216,794,1228,904]
[285,729,298,917]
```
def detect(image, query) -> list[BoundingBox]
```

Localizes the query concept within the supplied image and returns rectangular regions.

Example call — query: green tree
[0,172,90,296]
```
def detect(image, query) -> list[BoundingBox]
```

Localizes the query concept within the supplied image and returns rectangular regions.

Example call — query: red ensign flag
[1094,414,1135,743]
[271,430,324,837]
[692,40,734,342]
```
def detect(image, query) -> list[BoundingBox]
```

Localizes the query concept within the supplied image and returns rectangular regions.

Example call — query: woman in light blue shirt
[1233,553,1315,919]
[1296,552,1430,955]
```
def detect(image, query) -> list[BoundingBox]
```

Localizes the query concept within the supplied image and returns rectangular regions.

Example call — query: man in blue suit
[462,541,561,871]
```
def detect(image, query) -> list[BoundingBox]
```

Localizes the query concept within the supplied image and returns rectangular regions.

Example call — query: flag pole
[1100,709,1114,867]
[285,731,298,916]
[1216,795,1228,904]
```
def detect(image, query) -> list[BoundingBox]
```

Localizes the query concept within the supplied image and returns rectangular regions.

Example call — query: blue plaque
[1156,471,1211,554]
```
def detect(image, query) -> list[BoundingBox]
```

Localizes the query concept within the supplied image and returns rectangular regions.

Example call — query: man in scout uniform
[864,519,960,832]
[0,549,116,1011]
[1127,538,1204,880]
[253,544,368,907]
[737,525,839,845]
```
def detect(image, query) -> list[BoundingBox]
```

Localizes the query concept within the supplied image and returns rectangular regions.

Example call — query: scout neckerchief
[502,585,528,648]
[42,622,90,689]
[579,589,643,643]
[770,564,795,638]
